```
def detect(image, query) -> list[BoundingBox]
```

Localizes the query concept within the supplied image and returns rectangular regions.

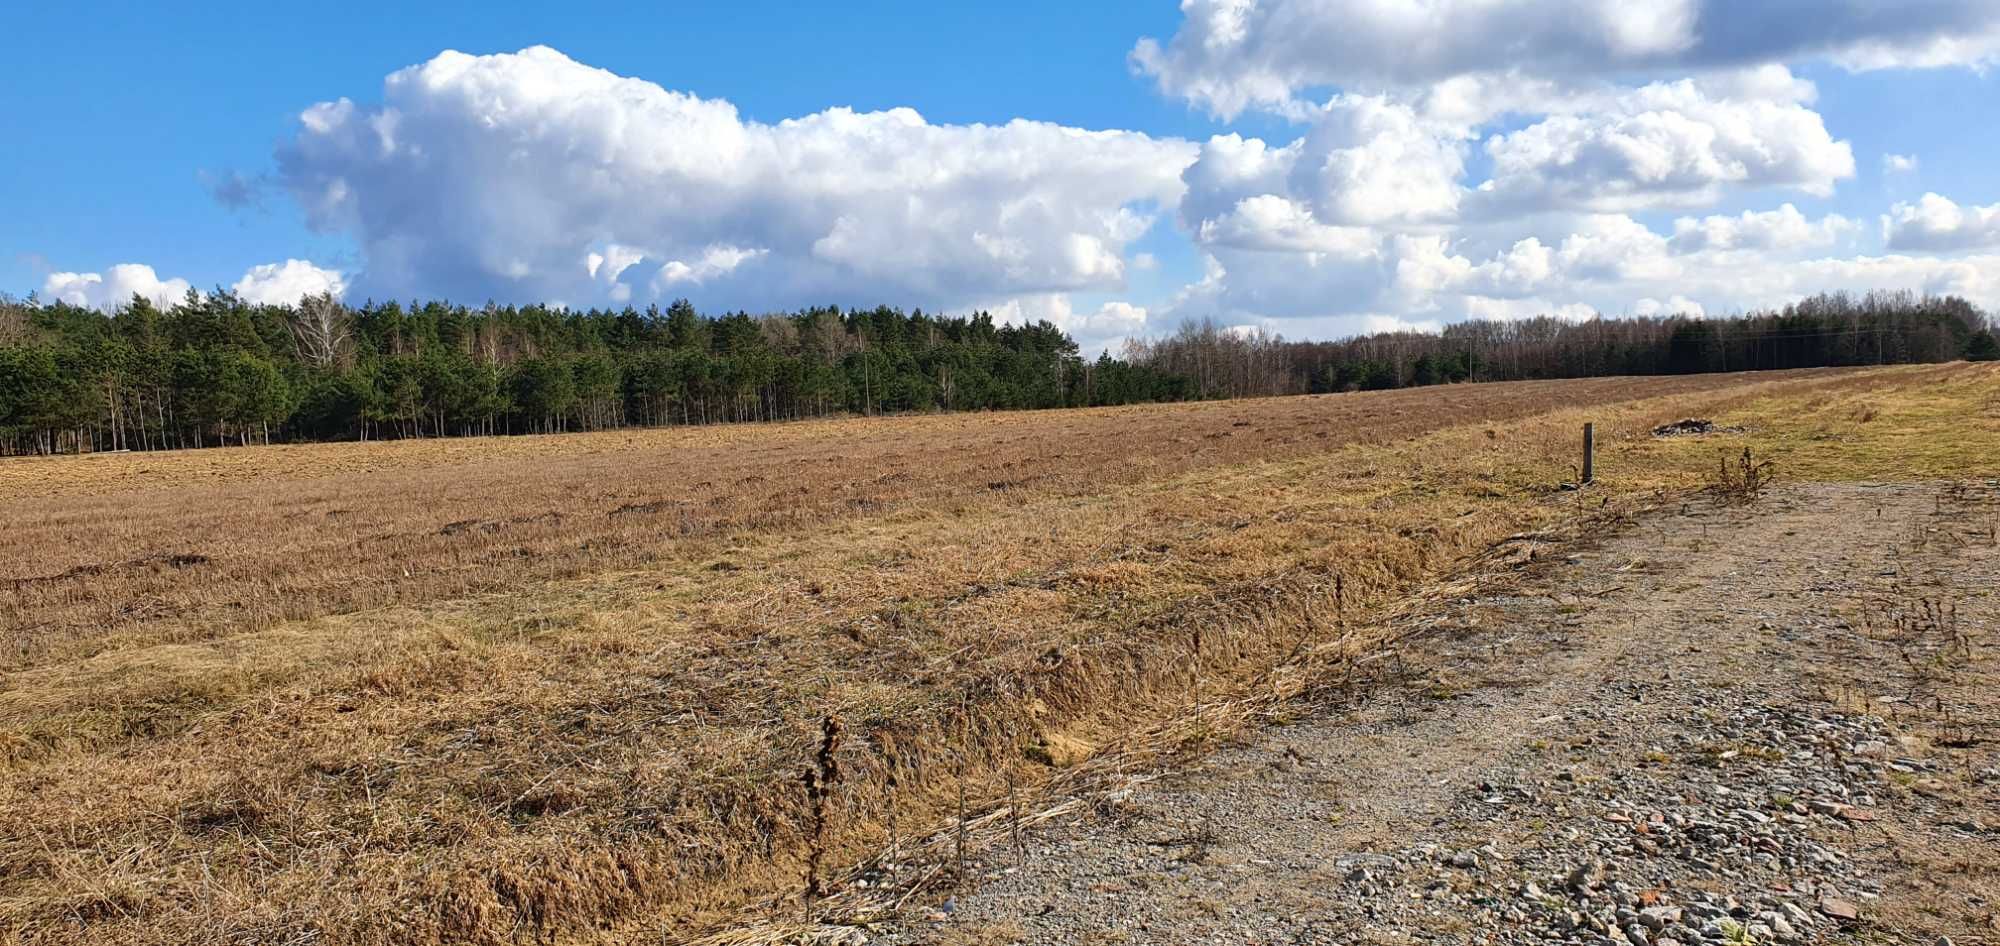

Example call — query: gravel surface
[868,483,2000,946]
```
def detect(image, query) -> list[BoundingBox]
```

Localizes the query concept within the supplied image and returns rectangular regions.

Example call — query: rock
[1818,896,1860,921]
[1640,906,1682,930]
[1335,853,1399,874]
[1567,860,1607,892]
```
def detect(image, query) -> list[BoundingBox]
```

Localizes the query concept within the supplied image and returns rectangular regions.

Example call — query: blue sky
[7,1,2000,347]
[2,3,1204,286]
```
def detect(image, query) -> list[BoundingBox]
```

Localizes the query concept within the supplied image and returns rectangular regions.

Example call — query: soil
[873,482,2000,945]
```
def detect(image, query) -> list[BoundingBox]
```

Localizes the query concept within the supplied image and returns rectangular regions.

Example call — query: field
[3,363,1997,945]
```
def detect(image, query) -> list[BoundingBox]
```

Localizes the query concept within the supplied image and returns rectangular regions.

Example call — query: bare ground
[871,482,2000,946]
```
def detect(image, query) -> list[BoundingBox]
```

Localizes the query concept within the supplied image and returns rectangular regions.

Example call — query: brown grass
[0,368,1868,673]
[1,363,1995,946]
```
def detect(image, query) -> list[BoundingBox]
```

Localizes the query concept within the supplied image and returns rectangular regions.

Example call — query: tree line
[1123,291,1999,400]
[2,289,1993,455]
[0,292,1197,455]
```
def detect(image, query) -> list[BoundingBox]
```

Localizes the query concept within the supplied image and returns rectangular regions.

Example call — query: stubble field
[3,363,1996,945]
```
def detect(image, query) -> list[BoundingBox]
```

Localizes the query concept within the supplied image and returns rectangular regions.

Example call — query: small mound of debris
[1652,418,1744,438]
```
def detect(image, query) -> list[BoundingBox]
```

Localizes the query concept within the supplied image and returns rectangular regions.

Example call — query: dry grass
[0,369,1863,673]
[1,363,1995,946]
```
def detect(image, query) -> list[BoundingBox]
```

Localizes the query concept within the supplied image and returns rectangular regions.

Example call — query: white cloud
[1134,0,2000,118]
[1176,99,1465,253]
[1154,199,2000,339]
[41,264,192,310]
[1152,50,1907,336]
[162,32,1987,348]
[1667,204,1854,253]
[982,294,1153,352]
[1197,195,1381,255]
[275,46,1197,312]
[1634,295,1707,317]
[1789,253,2000,306]
[1394,234,1557,300]
[1883,193,2000,251]
[1459,297,1600,323]
[39,260,356,311]
[232,259,347,305]
[1474,72,1855,213]
[1179,67,1852,267]
[652,245,767,295]
[1883,153,1920,174]
[1290,96,1466,226]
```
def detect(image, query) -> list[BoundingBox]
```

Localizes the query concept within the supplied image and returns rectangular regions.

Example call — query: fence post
[1582,422,1595,485]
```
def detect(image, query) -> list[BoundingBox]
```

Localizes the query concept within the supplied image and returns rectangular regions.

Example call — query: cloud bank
[134,7,2000,346]
[41,264,193,310]
[274,46,1195,329]
[41,260,345,311]
[1133,0,2000,118]
[1128,1,2000,338]
[1884,193,2000,251]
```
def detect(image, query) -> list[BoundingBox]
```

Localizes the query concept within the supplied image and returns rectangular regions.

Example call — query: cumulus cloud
[1289,96,1465,225]
[1634,295,1707,317]
[1473,72,1855,213]
[274,46,1196,312]
[1882,153,1920,174]
[1196,195,1380,255]
[1180,66,1851,261]
[40,264,192,310]
[1151,195,2000,342]
[1667,204,1855,253]
[1883,193,2000,251]
[1149,37,1929,336]
[1778,253,2000,307]
[232,259,347,305]
[1134,0,2000,117]
[39,260,350,311]
[983,294,1153,352]
[167,31,1991,346]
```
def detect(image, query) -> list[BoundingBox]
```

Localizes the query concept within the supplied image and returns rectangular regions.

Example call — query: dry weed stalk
[1711,446,1776,502]
[802,714,844,919]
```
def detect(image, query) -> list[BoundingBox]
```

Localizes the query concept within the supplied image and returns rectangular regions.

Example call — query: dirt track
[875,482,2000,945]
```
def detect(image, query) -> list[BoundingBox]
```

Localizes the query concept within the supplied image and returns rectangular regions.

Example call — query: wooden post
[1582,422,1595,485]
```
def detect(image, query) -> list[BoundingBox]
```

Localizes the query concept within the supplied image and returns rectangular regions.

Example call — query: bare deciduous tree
[287,292,351,369]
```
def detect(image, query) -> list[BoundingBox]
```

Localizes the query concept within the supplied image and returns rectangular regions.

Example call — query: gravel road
[872,482,2000,946]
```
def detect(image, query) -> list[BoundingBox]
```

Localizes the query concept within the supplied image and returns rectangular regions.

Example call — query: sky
[7,1,2000,352]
